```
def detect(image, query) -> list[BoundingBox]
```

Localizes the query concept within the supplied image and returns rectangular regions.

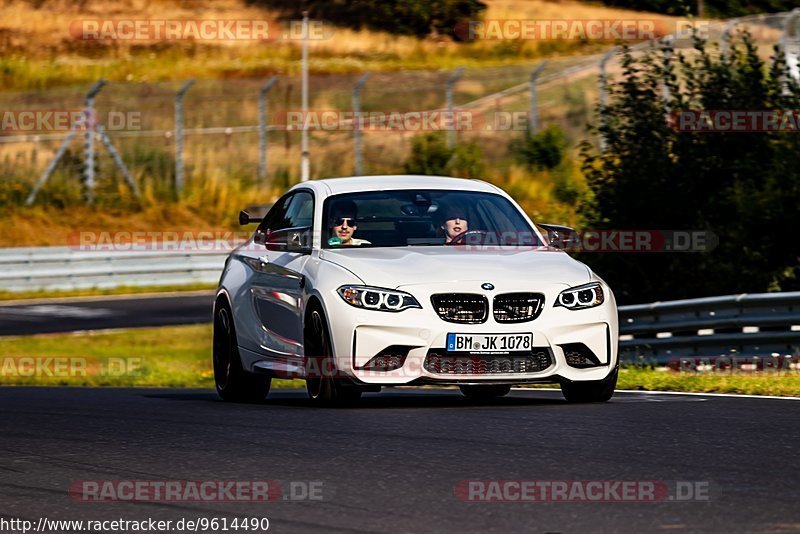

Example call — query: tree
[248,0,487,37]
[579,32,800,303]
[599,0,798,17]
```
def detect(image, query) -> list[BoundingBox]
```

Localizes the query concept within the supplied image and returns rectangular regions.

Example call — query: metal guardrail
[1,245,798,362]
[0,244,232,291]
[619,292,800,362]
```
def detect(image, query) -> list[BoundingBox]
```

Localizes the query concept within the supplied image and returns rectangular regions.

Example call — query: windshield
[322,189,542,248]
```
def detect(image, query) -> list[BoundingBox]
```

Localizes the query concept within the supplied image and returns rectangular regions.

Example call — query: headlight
[337,285,421,312]
[555,282,604,310]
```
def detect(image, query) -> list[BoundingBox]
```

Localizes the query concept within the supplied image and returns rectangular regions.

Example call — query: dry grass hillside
[0,0,679,89]
[0,0,683,247]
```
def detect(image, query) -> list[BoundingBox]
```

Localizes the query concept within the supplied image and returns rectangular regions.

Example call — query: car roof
[290,175,502,196]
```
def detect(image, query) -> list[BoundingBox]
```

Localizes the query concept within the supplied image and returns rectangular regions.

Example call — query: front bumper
[325,281,618,385]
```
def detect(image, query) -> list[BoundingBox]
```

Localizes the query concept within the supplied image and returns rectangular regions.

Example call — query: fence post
[26,79,107,205]
[529,61,547,136]
[83,79,106,204]
[352,72,371,176]
[781,9,800,84]
[97,124,140,198]
[259,76,279,182]
[721,19,739,61]
[300,10,310,182]
[174,80,194,196]
[25,122,83,206]
[598,47,618,153]
[446,67,464,149]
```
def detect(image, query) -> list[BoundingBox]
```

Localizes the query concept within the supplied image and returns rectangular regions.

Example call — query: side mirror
[261,227,312,254]
[239,210,263,226]
[538,224,580,250]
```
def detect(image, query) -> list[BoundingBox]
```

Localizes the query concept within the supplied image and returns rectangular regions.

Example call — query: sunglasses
[332,217,356,226]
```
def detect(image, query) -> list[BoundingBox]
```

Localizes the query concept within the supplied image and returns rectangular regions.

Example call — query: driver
[328,200,371,246]
[440,207,469,243]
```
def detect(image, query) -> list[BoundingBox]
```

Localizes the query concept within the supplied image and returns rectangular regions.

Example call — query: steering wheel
[447,230,489,246]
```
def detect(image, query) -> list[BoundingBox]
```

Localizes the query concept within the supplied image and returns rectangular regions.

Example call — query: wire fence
[1,10,798,205]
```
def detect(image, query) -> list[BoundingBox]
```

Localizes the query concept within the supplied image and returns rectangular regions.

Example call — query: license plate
[446,333,533,354]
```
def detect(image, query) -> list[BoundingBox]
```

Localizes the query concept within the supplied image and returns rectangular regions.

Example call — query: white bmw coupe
[213,175,618,405]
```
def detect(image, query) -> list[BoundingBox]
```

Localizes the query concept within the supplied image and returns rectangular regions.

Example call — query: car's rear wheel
[459,384,511,399]
[213,301,271,402]
[560,365,618,403]
[305,308,362,406]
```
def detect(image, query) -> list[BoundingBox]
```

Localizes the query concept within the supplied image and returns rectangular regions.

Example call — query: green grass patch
[0,325,303,389]
[2,325,798,396]
[615,367,800,397]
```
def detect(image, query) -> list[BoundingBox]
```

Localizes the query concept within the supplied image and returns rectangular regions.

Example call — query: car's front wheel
[560,365,618,403]
[304,307,362,406]
[213,301,271,403]
[459,384,511,399]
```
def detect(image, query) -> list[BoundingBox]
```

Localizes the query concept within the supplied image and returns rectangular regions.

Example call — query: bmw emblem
[481,282,495,290]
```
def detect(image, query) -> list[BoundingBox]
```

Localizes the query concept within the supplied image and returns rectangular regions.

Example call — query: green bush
[249,0,487,37]
[447,141,486,179]
[404,133,485,178]
[404,133,453,175]
[510,125,567,171]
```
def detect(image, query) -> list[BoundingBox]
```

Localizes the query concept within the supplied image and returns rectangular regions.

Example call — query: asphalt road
[1,386,798,533]
[0,292,212,336]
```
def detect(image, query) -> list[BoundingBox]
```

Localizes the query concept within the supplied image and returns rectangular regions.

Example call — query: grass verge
[0,284,215,302]
[0,324,302,389]
[1,325,798,397]
[615,367,800,397]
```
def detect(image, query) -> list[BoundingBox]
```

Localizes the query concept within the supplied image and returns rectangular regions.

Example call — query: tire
[305,307,362,406]
[459,384,511,399]
[560,365,618,403]
[213,301,271,403]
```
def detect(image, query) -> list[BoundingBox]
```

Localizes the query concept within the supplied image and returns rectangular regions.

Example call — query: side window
[257,193,294,234]
[255,191,315,250]
[283,191,314,229]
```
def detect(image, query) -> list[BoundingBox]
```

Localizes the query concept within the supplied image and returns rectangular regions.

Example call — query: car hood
[320,246,590,288]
